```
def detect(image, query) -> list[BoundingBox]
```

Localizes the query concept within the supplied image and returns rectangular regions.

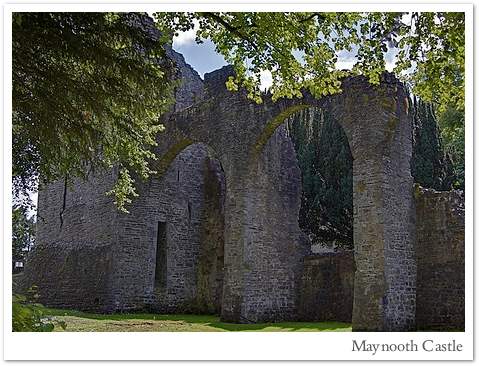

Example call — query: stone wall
[328,75,416,331]
[111,143,225,312]
[238,124,307,322]
[415,185,465,330]
[23,170,119,311]
[299,252,355,322]
[195,157,226,314]
[166,47,205,112]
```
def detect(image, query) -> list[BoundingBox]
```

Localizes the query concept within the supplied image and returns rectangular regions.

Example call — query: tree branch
[299,12,324,23]
[199,12,259,50]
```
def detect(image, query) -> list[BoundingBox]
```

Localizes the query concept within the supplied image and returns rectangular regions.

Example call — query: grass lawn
[41,308,352,332]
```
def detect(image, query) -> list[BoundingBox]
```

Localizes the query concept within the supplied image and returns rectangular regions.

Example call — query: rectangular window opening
[155,221,167,289]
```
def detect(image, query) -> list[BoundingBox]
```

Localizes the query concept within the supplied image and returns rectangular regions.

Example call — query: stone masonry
[299,252,355,323]
[415,186,465,330]
[25,170,118,311]
[298,184,466,330]
[23,19,465,331]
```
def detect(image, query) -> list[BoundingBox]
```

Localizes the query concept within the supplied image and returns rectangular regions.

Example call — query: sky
[172,23,227,78]
[173,39,227,78]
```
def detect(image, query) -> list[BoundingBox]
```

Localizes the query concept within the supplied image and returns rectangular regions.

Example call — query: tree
[287,108,353,249]
[13,12,175,211]
[12,205,35,262]
[411,97,457,191]
[437,106,465,190]
[154,12,465,114]
[287,99,458,250]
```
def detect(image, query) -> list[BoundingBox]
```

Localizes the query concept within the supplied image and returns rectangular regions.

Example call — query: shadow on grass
[40,307,351,332]
[205,320,351,332]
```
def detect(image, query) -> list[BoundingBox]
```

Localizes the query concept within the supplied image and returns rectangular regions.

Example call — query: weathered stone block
[415,185,465,330]
[299,252,355,322]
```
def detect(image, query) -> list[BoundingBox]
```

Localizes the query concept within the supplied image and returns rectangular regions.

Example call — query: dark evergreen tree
[437,106,465,190]
[13,13,175,212]
[411,97,456,191]
[288,108,353,249]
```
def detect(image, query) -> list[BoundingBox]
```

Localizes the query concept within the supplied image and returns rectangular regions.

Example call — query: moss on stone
[154,138,194,178]
[356,181,366,193]
[253,104,311,157]
[413,183,423,200]
[361,94,370,104]
[380,97,396,112]
[385,115,400,142]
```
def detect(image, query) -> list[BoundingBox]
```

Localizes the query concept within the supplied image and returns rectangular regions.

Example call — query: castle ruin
[23,29,465,332]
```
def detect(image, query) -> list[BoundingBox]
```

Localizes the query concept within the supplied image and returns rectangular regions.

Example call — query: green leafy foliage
[396,13,465,114]
[154,12,465,113]
[12,205,35,262]
[12,287,66,332]
[437,106,465,190]
[13,12,175,212]
[155,12,354,103]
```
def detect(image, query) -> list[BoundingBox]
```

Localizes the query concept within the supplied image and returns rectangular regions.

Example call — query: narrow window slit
[154,222,167,288]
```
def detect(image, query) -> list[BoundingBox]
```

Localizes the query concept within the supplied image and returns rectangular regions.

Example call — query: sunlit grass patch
[41,307,352,332]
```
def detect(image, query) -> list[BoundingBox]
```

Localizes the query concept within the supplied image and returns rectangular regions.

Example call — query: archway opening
[238,102,354,323]
[286,107,353,252]
[284,106,354,323]
[251,103,354,253]
[153,142,226,315]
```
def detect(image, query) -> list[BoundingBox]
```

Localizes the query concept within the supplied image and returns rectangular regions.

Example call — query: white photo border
[2,2,474,361]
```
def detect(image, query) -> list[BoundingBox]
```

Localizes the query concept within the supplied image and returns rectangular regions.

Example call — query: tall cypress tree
[288,108,353,249]
[411,96,456,191]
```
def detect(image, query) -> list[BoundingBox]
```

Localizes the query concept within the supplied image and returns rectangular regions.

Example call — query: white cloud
[260,70,273,91]
[335,46,358,71]
[172,20,200,47]
[28,191,38,218]
[335,59,356,71]
[401,12,413,26]
[385,60,396,72]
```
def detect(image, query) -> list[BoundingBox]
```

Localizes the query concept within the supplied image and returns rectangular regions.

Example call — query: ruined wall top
[204,65,235,95]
